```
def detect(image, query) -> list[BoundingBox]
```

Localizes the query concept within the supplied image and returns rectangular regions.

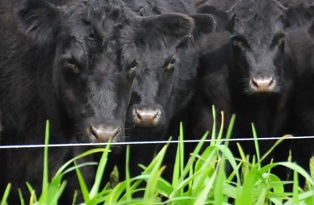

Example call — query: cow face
[19,0,134,143]
[118,10,216,139]
[229,1,287,94]
[119,12,195,133]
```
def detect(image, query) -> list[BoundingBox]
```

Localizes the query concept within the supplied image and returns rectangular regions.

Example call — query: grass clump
[2,109,314,204]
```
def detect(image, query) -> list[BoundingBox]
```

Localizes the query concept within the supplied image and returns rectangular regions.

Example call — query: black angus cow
[110,0,217,183]
[225,0,294,140]
[189,0,296,172]
[0,0,135,203]
[88,0,213,187]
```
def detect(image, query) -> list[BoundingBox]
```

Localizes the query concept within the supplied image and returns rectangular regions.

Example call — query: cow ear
[227,15,236,32]
[18,0,60,46]
[190,14,217,54]
[140,13,194,47]
[197,5,230,32]
[192,14,216,37]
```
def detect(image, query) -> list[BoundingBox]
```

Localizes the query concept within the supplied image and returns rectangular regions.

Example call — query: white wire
[0,135,313,149]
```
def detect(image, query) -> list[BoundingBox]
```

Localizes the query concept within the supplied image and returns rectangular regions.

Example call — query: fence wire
[0,135,313,149]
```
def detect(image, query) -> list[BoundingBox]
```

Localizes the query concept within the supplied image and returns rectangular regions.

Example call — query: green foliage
[2,109,314,204]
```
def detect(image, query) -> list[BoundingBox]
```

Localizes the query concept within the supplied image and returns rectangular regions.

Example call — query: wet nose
[250,76,276,92]
[87,124,122,142]
[133,108,161,127]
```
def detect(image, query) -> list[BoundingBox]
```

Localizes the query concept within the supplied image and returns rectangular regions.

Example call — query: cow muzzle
[250,76,276,93]
[133,107,162,127]
[87,124,122,143]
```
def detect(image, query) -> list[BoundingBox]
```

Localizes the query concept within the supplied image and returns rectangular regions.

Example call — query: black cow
[227,0,295,137]
[0,0,135,203]
[189,0,296,172]
[110,0,217,184]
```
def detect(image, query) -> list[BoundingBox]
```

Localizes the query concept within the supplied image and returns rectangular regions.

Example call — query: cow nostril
[88,124,122,142]
[251,78,259,89]
[135,108,142,120]
[90,125,98,140]
[250,77,276,92]
[268,77,274,86]
[154,109,161,119]
[133,108,162,127]
[114,127,122,138]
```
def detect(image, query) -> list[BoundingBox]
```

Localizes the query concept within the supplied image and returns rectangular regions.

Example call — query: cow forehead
[122,42,177,68]
[235,20,279,46]
[232,0,285,43]
[61,1,122,41]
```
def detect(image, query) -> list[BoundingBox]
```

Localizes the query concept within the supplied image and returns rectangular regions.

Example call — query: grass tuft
[2,111,314,204]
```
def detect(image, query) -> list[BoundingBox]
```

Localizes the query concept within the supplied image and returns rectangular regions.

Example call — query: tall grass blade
[211,105,217,145]
[55,148,105,177]
[18,189,25,205]
[293,169,299,204]
[235,167,258,205]
[214,153,227,205]
[89,142,111,198]
[260,135,291,164]
[144,144,168,200]
[0,183,11,205]
[26,183,37,203]
[75,161,90,202]
[125,145,132,202]
[39,120,50,203]
[251,123,261,168]
[224,114,236,147]
[172,123,184,190]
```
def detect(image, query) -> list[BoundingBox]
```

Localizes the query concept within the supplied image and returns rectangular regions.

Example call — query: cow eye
[232,35,249,51]
[277,37,284,47]
[272,34,285,48]
[88,30,97,41]
[166,56,177,72]
[233,40,246,51]
[65,62,80,74]
[127,60,137,79]
[81,15,90,25]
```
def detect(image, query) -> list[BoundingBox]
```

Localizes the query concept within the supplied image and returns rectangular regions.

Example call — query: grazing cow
[110,0,217,183]
[0,0,135,203]
[189,0,296,170]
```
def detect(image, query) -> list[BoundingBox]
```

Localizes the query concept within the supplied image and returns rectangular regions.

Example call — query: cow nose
[250,77,276,92]
[133,108,161,127]
[88,124,122,142]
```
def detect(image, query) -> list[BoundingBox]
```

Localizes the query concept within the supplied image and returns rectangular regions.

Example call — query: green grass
[1,111,314,204]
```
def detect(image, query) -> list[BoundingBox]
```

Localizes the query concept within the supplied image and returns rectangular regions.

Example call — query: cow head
[119,12,193,131]
[228,0,288,94]
[18,0,135,143]
[118,9,216,138]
